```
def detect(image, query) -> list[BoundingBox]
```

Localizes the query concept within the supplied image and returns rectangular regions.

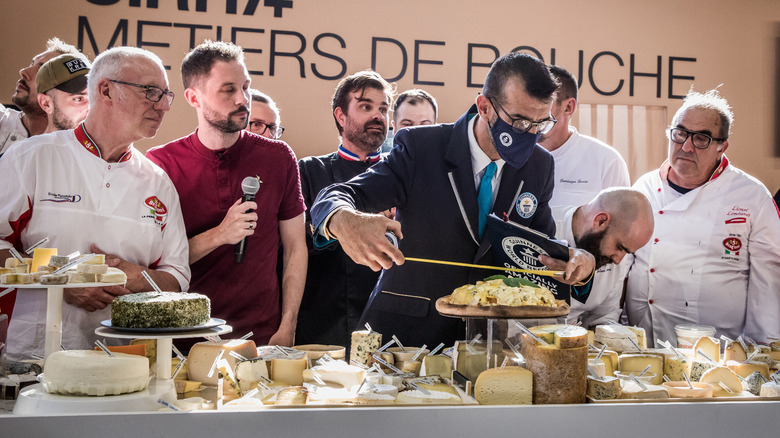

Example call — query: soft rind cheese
[587,376,621,400]
[474,366,532,405]
[594,324,642,353]
[302,361,365,391]
[700,366,742,397]
[41,350,150,396]
[724,341,748,362]
[111,291,210,328]
[759,381,780,397]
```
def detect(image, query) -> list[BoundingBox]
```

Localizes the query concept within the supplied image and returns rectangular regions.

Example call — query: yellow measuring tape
[404,257,564,278]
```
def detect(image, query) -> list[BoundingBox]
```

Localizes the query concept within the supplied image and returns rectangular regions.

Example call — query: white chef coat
[627,157,780,345]
[0,103,28,156]
[548,127,630,234]
[558,206,627,329]
[0,129,190,360]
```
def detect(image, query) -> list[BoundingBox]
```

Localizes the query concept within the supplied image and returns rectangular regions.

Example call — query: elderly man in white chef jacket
[0,47,190,360]
[626,89,780,346]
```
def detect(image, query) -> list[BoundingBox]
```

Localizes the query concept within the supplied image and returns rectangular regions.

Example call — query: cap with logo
[36,53,91,94]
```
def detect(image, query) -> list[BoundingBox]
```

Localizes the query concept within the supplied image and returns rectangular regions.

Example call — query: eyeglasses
[487,96,556,134]
[668,127,726,150]
[109,79,175,105]
[249,120,285,139]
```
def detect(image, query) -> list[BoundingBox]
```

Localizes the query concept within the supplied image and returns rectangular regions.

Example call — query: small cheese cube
[69,272,97,283]
[0,273,18,284]
[271,358,308,386]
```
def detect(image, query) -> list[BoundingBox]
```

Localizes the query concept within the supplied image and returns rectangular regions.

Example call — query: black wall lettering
[270,30,306,77]
[371,37,407,82]
[630,54,662,98]
[311,33,347,80]
[668,56,696,99]
[467,43,499,88]
[589,51,624,96]
[77,15,128,55]
[414,40,445,86]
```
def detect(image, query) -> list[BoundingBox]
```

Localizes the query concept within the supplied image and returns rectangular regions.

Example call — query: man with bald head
[627,89,780,345]
[0,47,190,359]
[560,188,653,328]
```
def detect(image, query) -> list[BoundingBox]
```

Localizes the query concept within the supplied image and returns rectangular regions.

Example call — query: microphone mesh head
[241,176,261,195]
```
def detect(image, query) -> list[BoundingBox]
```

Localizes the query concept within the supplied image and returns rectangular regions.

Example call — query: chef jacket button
[106,183,110,188]
[654,238,659,243]
[10,135,16,141]
[657,188,661,192]
[108,165,112,170]
[650,268,655,273]
[659,210,664,214]
[649,299,654,304]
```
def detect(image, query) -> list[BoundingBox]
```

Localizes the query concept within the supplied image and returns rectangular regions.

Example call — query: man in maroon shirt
[147,40,306,348]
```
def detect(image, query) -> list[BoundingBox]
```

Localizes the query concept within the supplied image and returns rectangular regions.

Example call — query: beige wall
[2,0,779,192]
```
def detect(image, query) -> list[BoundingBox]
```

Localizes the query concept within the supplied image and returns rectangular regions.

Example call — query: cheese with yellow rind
[693,336,721,363]
[271,358,308,386]
[618,353,665,385]
[727,360,770,380]
[475,366,532,405]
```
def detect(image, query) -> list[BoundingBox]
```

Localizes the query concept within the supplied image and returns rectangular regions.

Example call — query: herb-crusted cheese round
[111,292,210,328]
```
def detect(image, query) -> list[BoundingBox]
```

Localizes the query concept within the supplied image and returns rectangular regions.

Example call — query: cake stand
[13,323,232,415]
[10,281,125,360]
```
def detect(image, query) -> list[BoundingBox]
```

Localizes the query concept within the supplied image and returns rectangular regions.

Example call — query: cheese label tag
[208,350,225,378]
[428,343,445,356]
[229,351,248,362]
[239,331,254,340]
[172,358,187,380]
[9,248,24,262]
[377,339,395,353]
[411,344,427,362]
[26,237,50,254]
[392,335,406,352]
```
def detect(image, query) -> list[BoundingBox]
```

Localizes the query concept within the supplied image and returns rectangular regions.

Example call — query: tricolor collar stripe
[338,145,380,163]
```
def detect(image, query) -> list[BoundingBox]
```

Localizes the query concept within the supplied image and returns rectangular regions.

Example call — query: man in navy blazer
[310,53,595,347]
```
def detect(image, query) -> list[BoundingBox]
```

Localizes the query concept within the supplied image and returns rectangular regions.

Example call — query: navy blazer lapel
[445,106,480,245]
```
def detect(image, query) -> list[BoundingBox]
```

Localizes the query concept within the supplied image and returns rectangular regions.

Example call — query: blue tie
[477,162,497,239]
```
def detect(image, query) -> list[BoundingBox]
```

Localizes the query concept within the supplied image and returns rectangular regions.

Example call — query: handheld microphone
[235,176,261,263]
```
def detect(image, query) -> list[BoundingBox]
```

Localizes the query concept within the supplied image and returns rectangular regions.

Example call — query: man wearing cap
[0,47,190,360]
[36,53,91,133]
[0,37,79,157]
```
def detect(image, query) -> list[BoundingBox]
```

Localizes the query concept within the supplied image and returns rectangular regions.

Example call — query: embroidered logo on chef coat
[41,192,81,203]
[143,196,168,227]
[515,192,537,218]
[723,237,742,256]
[502,237,546,270]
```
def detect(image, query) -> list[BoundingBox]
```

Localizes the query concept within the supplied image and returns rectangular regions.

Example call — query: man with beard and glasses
[35,53,91,133]
[295,70,395,349]
[0,37,79,157]
[555,188,653,329]
[626,89,780,346]
[309,54,596,347]
[147,41,307,349]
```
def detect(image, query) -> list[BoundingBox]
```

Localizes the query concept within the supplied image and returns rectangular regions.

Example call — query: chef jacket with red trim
[626,156,780,345]
[0,128,190,360]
